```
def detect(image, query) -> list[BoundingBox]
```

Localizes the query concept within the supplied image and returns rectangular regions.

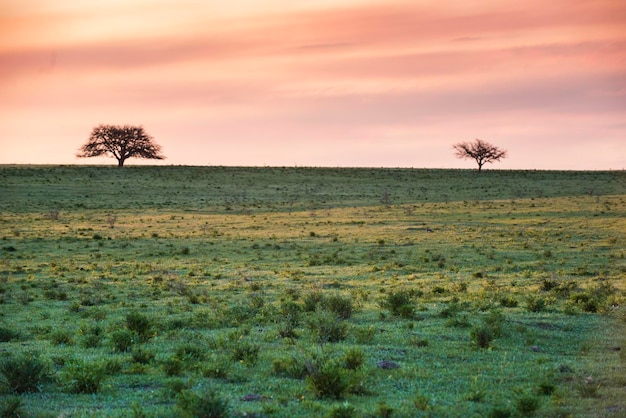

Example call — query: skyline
[1,0,625,169]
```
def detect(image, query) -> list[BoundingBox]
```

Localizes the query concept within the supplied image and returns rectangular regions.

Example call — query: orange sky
[1,0,625,168]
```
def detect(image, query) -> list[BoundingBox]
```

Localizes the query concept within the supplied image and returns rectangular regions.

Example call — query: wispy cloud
[1,0,625,168]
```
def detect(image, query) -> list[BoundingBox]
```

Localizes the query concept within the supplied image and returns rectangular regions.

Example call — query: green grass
[0,165,625,417]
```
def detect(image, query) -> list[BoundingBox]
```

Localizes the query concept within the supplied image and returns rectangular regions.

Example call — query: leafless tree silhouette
[453,139,507,172]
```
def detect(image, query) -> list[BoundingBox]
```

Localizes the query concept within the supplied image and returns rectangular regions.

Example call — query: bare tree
[77,124,165,167]
[453,139,507,172]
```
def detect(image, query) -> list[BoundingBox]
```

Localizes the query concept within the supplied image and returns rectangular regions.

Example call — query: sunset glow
[1,0,625,168]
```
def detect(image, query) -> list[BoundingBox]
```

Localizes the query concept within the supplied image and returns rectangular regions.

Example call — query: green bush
[515,395,540,416]
[306,363,348,399]
[177,388,230,418]
[325,294,354,319]
[525,296,546,313]
[342,347,365,370]
[470,325,494,349]
[202,354,232,379]
[271,355,309,379]
[162,357,183,377]
[303,291,326,312]
[111,328,135,352]
[326,403,357,418]
[0,396,23,418]
[79,324,104,348]
[50,329,73,345]
[175,343,206,362]
[0,327,21,343]
[380,289,416,318]
[307,311,349,343]
[132,347,156,365]
[126,311,153,342]
[63,360,107,394]
[0,354,49,394]
[231,341,260,366]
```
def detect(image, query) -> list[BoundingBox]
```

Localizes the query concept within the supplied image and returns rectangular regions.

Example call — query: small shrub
[342,347,365,370]
[64,360,107,394]
[380,289,416,318]
[111,329,135,352]
[0,328,21,343]
[175,343,206,362]
[0,354,49,394]
[162,357,183,377]
[0,396,23,418]
[231,341,260,366]
[303,291,326,312]
[177,388,230,418]
[326,403,357,418]
[79,324,104,348]
[515,395,540,416]
[50,329,73,345]
[126,311,153,342]
[202,354,232,379]
[538,381,556,396]
[525,296,546,313]
[489,406,512,418]
[325,294,354,319]
[470,325,494,349]
[446,313,471,328]
[307,363,348,399]
[353,326,376,344]
[413,392,430,410]
[272,355,309,379]
[484,309,505,337]
[132,347,156,365]
[499,295,518,308]
[307,311,349,344]
[376,402,394,418]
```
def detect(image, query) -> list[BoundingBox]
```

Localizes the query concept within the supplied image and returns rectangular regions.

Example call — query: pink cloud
[1,0,625,168]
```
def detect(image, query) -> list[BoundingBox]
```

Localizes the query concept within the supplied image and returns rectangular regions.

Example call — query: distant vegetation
[0,166,624,417]
[453,139,507,171]
[77,124,165,167]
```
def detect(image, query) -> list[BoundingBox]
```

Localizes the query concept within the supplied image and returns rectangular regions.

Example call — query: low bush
[303,291,326,312]
[326,403,357,418]
[342,347,365,370]
[525,296,546,313]
[306,363,348,399]
[0,327,21,343]
[307,311,349,344]
[162,357,183,377]
[111,328,135,352]
[132,347,156,365]
[202,354,232,379]
[271,354,309,379]
[380,289,416,318]
[63,360,108,394]
[50,329,73,345]
[126,311,153,342]
[515,394,540,416]
[324,294,354,319]
[0,353,50,394]
[177,388,230,418]
[470,325,494,349]
[0,396,23,418]
[231,341,260,366]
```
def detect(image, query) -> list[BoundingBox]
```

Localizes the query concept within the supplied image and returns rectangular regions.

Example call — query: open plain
[1,166,625,417]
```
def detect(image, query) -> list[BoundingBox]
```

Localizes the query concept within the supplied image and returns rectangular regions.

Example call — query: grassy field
[1,166,625,417]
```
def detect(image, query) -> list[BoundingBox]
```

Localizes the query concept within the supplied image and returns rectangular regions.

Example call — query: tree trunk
[117,158,124,167]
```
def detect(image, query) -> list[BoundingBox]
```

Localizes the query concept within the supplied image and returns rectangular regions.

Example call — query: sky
[1,0,625,169]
